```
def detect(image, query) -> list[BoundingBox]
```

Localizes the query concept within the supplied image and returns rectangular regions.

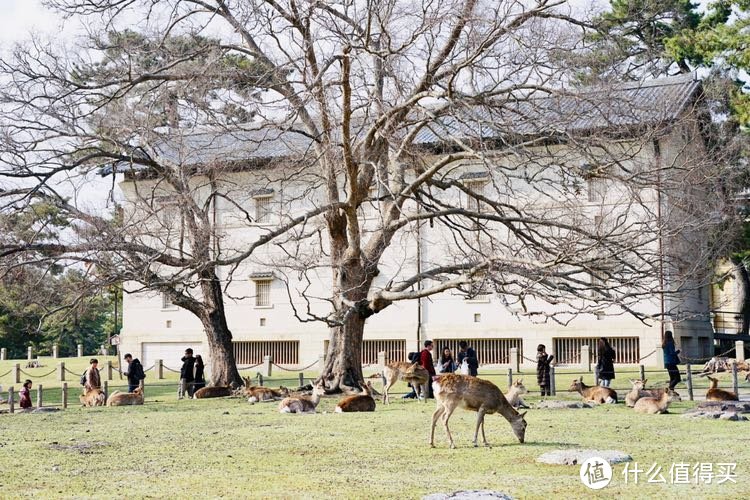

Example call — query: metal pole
[732,362,739,396]
[686,364,694,401]
[549,366,556,396]
[507,368,513,388]
[62,382,68,409]
[36,384,43,408]
[639,364,645,381]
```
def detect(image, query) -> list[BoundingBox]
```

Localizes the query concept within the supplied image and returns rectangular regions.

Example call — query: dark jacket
[457,347,478,376]
[420,349,436,376]
[194,363,205,383]
[536,352,553,387]
[597,346,616,380]
[125,359,145,386]
[663,341,681,365]
[439,355,456,373]
[180,356,195,381]
[19,387,32,409]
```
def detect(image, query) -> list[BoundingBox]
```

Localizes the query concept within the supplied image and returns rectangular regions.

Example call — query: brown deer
[382,361,429,404]
[633,389,681,414]
[107,387,144,406]
[430,374,527,449]
[706,376,739,401]
[335,381,376,413]
[504,379,529,409]
[278,381,326,414]
[193,386,232,399]
[625,379,680,407]
[569,377,617,404]
[80,388,106,407]
[246,386,290,403]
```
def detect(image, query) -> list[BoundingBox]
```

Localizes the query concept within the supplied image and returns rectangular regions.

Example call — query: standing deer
[335,381,376,412]
[278,381,326,414]
[569,377,617,404]
[382,361,429,404]
[430,374,527,449]
[706,376,739,401]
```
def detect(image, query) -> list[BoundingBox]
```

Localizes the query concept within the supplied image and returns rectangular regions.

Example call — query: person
[19,379,32,409]
[596,337,616,387]
[178,348,195,399]
[536,344,554,397]
[85,358,101,392]
[123,353,146,393]
[457,341,479,376]
[663,330,682,391]
[193,355,206,393]
[438,346,456,373]
[420,340,436,398]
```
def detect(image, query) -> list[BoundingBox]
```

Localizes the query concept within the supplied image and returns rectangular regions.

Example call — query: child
[19,379,32,409]
[536,344,554,397]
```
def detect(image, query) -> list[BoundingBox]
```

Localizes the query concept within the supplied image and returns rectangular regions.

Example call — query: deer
[193,386,232,399]
[430,374,527,449]
[107,387,145,406]
[382,361,430,404]
[80,388,106,407]
[706,376,739,401]
[246,386,290,403]
[569,377,617,404]
[335,381,376,413]
[278,381,326,414]
[504,379,529,409]
[633,389,681,414]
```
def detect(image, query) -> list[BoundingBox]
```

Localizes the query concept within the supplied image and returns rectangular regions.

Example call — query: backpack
[80,371,87,386]
[407,351,421,364]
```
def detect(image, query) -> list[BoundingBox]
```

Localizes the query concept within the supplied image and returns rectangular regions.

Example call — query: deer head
[707,376,718,389]
[628,379,644,390]
[279,386,290,397]
[510,411,527,443]
[568,379,582,392]
[511,379,527,394]
[666,389,681,402]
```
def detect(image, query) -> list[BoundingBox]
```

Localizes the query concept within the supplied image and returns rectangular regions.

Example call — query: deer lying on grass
[193,386,232,399]
[633,389,681,414]
[246,386,290,403]
[430,374,527,449]
[382,361,429,404]
[335,381,376,413]
[706,376,739,401]
[569,377,617,404]
[278,381,326,414]
[80,388,106,407]
[504,379,529,409]
[107,387,144,406]
[624,379,678,407]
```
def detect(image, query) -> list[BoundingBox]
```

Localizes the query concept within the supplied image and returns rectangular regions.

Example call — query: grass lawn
[1,364,748,499]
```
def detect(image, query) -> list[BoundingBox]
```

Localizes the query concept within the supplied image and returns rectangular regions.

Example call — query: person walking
[596,338,616,387]
[457,341,479,376]
[84,358,102,392]
[123,353,146,393]
[193,355,206,393]
[663,330,682,391]
[438,346,456,373]
[178,348,195,399]
[420,340,436,398]
[19,379,33,409]
[536,344,554,397]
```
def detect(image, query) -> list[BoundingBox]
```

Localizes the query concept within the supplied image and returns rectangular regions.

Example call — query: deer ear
[579,376,583,382]
[643,379,647,385]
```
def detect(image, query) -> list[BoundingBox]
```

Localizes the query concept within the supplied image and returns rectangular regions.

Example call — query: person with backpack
[178,348,195,399]
[596,337,616,387]
[402,350,421,399]
[123,353,146,393]
[83,358,101,392]
[457,341,479,376]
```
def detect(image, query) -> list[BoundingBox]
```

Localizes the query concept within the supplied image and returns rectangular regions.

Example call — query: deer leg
[480,414,490,448]
[382,376,396,405]
[473,408,487,447]
[430,404,445,447]
[442,402,458,449]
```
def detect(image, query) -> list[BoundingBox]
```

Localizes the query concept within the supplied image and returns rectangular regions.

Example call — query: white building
[116,74,715,372]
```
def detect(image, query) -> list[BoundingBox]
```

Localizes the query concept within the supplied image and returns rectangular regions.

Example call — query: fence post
[686,363,694,401]
[59,362,65,382]
[736,341,746,363]
[0,348,6,360]
[732,362,739,396]
[655,346,665,369]
[549,366,556,396]
[77,344,83,357]
[14,363,20,384]
[298,372,304,387]
[106,361,113,381]
[263,355,272,377]
[156,359,163,380]
[258,374,264,386]
[103,380,108,402]
[318,354,326,375]
[377,351,386,372]
[27,346,33,361]
[639,364,645,381]
[52,344,59,359]
[62,382,68,409]
[8,387,14,414]
[507,368,513,388]
[581,345,591,372]
[36,384,43,408]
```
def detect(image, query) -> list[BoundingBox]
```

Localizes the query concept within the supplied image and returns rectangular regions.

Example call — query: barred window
[587,178,606,202]
[161,292,175,310]
[254,196,272,224]
[255,280,271,307]
[464,180,489,213]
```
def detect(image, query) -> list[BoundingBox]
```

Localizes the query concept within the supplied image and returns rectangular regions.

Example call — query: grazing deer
[569,377,617,404]
[246,386,290,403]
[278,381,326,414]
[382,361,430,404]
[193,386,232,399]
[80,388,106,407]
[633,389,681,414]
[335,381,376,413]
[504,379,529,409]
[430,374,527,449]
[706,376,739,401]
[107,387,145,406]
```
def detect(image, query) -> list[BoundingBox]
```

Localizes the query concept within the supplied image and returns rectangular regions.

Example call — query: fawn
[569,377,617,404]
[335,381,376,412]
[706,376,739,402]
[278,381,326,413]
[504,379,529,409]
[633,389,681,414]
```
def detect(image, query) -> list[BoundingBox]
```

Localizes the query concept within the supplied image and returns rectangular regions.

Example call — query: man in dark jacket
[457,341,479,376]
[420,340,436,399]
[178,348,195,399]
[123,353,145,393]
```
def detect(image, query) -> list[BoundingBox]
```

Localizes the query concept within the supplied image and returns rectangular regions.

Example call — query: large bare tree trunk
[320,313,365,393]
[198,274,243,387]
[731,257,750,336]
